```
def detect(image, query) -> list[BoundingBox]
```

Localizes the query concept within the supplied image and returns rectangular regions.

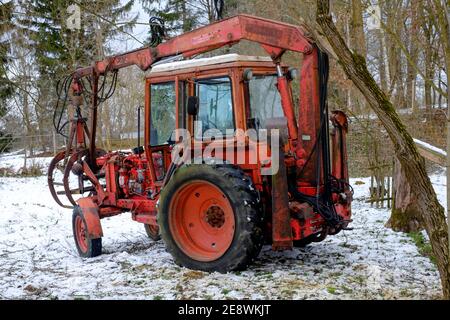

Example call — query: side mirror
[243,68,253,82]
[287,68,299,81]
[187,96,199,116]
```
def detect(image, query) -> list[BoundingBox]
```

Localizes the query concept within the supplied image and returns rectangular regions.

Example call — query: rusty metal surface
[77,197,103,239]
[48,150,73,209]
[297,47,322,186]
[267,117,292,250]
[63,149,89,207]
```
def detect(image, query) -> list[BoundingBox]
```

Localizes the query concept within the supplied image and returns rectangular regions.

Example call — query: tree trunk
[384,1,419,232]
[377,29,389,95]
[424,48,434,115]
[422,3,436,117]
[406,0,419,112]
[316,0,450,299]
[350,0,366,58]
[439,0,450,284]
[350,0,366,114]
[386,159,423,232]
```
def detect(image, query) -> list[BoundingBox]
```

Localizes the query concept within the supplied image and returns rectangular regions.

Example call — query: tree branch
[316,0,450,299]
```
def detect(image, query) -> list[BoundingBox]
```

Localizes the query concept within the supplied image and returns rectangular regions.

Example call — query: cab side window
[150,82,176,146]
[194,77,234,139]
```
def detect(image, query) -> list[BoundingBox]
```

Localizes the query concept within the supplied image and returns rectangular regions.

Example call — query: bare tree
[317,0,450,299]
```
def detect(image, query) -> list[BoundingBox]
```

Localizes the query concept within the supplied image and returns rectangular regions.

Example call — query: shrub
[0,131,13,153]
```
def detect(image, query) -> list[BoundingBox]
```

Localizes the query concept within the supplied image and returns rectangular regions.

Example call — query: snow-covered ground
[0,150,53,174]
[0,152,443,300]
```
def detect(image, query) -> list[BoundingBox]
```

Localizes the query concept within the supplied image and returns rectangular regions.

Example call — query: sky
[108,0,151,52]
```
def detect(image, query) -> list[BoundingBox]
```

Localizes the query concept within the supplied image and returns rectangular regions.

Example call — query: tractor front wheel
[144,224,161,241]
[158,164,263,272]
[72,206,102,258]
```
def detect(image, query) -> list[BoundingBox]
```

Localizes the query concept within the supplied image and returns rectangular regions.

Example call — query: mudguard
[77,197,103,239]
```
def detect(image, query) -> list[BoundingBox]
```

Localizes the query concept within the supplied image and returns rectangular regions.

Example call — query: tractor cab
[144,54,294,182]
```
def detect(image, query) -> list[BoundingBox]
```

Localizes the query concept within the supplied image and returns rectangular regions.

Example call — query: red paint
[77,197,103,239]
[297,47,322,186]
[169,182,236,262]
[276,76,298,141]
[74,215,88,253]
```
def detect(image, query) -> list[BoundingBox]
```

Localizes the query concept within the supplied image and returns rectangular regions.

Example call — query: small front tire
[72,206,102,258]
[144,224,161,241]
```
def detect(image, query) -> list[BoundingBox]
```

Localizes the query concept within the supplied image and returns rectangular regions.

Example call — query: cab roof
[149,54,274,74]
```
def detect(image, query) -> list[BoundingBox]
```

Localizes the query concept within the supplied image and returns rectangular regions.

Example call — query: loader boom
[73,15,314,77]
[71,14,321,182]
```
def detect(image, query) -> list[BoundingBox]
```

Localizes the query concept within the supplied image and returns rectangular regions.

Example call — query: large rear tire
[158,164,263,272]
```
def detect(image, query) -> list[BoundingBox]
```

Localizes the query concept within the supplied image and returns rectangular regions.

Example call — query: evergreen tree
[12,0,137,147]
[0,1,14,116]
[141,0,239,42]
[141,0,199,37]
[17,0,137,79]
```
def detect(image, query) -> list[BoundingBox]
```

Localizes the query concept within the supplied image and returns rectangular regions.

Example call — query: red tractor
[48,15,352,272]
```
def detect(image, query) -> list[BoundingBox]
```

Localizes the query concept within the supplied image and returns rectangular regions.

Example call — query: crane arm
[73,14,315,79]
[69,13,324,190]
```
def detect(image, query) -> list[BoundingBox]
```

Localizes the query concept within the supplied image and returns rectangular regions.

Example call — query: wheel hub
[205,205,226,228]
[75,215,88,253]
[169,181,235,262]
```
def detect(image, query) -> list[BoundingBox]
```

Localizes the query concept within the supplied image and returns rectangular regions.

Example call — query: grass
[327,287,337,294]
[407,232,436,265]
[0,167,15,176]
[183,270,206,280]
[19,161,45,177]
[341,286,353,294]
[134,279,145,286]
[221,288,231,295]
[0,163,44,177]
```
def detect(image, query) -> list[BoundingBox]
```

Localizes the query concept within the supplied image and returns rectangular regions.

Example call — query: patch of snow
[349,107,437,122]
[413,139,447,157]
[0,155,443,300]
[150,54,273,74]
[0,152,53,173]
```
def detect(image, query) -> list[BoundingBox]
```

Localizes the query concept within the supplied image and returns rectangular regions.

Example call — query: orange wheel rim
[169,181,235,262]
[75,215,88,253]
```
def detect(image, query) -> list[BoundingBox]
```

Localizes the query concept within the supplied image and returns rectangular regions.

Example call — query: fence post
[447,115,450,265]
[52,130,57,156]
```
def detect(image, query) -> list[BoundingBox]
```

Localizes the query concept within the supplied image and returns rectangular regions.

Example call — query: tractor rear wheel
[158,164,263,272]
[72,206,102,258]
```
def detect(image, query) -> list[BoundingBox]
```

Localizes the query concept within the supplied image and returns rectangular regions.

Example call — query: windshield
[248,75,284,129]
